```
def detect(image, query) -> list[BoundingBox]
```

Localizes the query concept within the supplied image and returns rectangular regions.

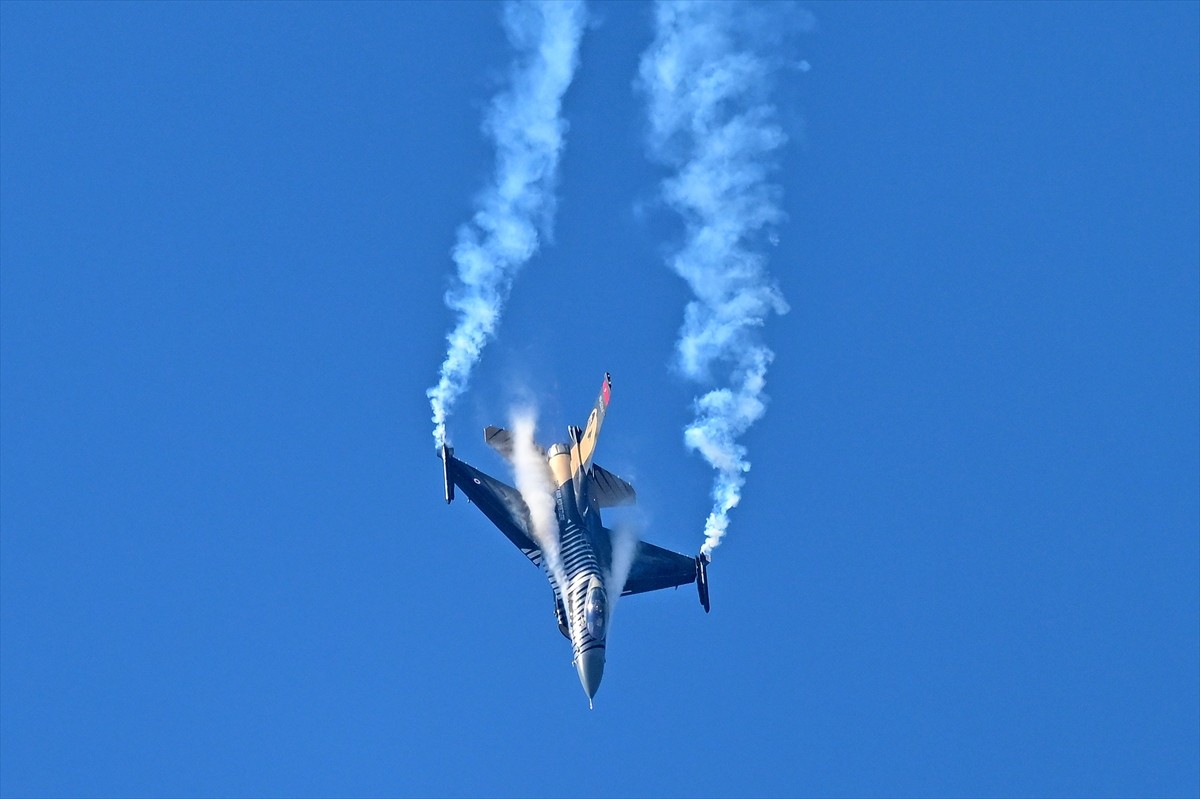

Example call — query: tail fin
[570,372,612,483]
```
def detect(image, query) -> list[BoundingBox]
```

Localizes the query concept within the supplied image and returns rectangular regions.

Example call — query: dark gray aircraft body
[439,373,709,705]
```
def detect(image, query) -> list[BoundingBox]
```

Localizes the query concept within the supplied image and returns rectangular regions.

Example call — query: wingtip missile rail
[696,553,710,613]
[440,443,455,504]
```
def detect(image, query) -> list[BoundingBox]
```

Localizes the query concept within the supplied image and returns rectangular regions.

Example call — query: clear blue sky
[2,2,1197,797]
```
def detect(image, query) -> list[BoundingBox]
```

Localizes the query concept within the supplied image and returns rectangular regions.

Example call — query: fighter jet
[439,373,709,706]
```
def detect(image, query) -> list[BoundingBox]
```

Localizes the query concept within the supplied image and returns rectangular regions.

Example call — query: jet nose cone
[575,648,605,705]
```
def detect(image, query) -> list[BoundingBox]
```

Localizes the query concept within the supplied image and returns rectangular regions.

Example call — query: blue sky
[2,2,1197,797]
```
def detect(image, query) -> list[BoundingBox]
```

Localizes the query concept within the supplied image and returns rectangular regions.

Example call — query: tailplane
[589,463,636,507]
[483,425,546,462]
[484,426,514,460]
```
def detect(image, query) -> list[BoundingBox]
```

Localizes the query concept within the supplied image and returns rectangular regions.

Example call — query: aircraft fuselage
[545,440,609,704]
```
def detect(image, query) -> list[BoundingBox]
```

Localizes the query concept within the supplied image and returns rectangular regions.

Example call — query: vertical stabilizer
[571,373,612,484]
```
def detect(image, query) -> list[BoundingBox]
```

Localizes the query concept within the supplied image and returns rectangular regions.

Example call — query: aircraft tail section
[589,463,636,507]
[483,425,547,462]
[477,373,615,503]
[484,426,514,460]
[570,372,612,487]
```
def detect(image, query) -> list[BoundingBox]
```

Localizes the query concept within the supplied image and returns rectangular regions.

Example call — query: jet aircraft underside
[439,373,709,705]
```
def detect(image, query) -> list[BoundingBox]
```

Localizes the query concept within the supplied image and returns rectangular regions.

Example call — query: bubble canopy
[585,585,607,639]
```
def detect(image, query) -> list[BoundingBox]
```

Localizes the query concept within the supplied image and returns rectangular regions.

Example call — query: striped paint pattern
[556,492,607,660]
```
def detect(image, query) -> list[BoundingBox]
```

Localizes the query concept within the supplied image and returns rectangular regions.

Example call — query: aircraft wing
[620,540,698,596]
[445,453,545,566]
[445,452,568,614]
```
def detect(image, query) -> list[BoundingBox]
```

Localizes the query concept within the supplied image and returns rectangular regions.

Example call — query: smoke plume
[639,1,808,557]
[509,411,567,594]
[428,1,587,448]
[606,520,640,614]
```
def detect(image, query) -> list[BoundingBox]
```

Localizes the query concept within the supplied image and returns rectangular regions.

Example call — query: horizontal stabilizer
[484,425,547,461]
[589,463,636,508]
[483,426,513,458]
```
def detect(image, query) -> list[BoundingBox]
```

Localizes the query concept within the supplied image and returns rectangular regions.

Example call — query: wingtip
[441,444,455,504]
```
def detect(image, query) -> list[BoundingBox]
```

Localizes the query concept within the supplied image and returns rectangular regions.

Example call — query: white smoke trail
[606,520,640,615]
[639,1,809,557]
[509,411,567,595]
[427,1,587,448]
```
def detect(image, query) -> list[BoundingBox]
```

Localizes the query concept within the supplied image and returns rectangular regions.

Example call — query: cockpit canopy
[584,585,607,639]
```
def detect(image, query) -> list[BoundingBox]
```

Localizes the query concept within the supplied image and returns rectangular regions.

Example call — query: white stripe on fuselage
[553,484,606,659]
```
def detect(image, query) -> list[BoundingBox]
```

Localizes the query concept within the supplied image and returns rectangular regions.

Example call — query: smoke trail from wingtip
[509,410,567,595]
[684,347,774,556]
[428,1,587,448]
[639,1,807,557]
